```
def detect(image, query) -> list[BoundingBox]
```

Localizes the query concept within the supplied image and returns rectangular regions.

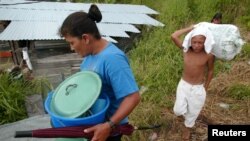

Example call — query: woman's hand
[84,122,111,141]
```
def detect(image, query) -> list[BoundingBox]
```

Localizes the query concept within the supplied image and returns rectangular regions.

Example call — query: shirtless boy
[171,25,215,140]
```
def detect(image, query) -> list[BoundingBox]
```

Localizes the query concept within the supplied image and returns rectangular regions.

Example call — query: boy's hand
[171,24,195,49]
[189,24,195,29]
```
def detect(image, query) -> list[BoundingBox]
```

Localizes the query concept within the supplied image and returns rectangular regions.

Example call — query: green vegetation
[129,0,249,103]
[0,73,29,124]
[1,0,249,140]
[0,73,52,125]
[116,0,250,140]
[240,43,250,59]
[227,84,250,100]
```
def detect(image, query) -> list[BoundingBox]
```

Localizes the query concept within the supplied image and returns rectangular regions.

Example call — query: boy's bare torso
[182,49,209,85]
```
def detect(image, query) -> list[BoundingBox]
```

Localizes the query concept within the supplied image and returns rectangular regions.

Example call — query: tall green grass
[129,0,249,99]
[65,0,250,140]
[123,0,250,140]
[50,0,250,140]
[128,0,238,103]
[0,73,53,125]
[0,73,30,124]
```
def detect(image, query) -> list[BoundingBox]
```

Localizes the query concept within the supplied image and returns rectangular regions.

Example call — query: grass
[0,72,53,125]
[128,0,250,95]
[240,43,250,59]
[227,84,250,100]
[31,77,54,101]
[120,0,250,140]
[45,0,250,139]
[1,0,250,140]
[0,73,30,124]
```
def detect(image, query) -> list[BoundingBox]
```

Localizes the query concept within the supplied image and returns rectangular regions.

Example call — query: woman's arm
[109,92,140,124]
[84,92,140,141]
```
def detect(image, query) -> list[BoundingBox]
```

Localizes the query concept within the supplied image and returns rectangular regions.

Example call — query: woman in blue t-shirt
[59,4,140,141]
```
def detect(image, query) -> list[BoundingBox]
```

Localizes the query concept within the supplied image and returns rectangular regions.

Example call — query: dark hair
[59,4,102,39]
[18,40,28,48]
[211,12,222,22]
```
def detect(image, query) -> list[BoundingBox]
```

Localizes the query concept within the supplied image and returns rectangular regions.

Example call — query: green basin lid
[50,71,102,118]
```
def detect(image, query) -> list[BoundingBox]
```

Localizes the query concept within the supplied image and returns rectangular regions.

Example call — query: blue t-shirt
[80,42,139,124]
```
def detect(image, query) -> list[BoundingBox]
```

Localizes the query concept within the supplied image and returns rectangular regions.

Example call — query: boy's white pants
[22,47,33,70]
[173,79,206,127]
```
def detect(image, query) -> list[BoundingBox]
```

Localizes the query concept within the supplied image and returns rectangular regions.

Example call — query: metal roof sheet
[0,0,164,41]
[0,21,140,40]
[0,8,164,26]
[102,36,117,43]
[0,0,27,5]
[0,1,158,14]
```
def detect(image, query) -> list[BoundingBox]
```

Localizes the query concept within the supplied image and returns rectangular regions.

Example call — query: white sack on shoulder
[194,22,245,61]
[182,25,215,54]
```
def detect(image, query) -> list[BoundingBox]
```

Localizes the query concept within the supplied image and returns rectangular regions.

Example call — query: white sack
[194,22,245,61]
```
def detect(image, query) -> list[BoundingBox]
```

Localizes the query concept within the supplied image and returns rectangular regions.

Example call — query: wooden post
[14,41,22,65]
[10,41,18,65]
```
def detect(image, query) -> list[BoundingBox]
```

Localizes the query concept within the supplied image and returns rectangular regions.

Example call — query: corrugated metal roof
[0,0,27,5]
[0,1,158,14]
[0,21,140,40]
[0,8,164,26]
[0,21,61,40]
[0,0,164,41]
[102,37,117,43]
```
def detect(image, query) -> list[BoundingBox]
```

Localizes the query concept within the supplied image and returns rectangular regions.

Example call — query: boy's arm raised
[171,25,194,49]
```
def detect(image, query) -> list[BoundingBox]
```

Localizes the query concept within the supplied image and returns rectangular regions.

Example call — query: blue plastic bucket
[45,92,110,127]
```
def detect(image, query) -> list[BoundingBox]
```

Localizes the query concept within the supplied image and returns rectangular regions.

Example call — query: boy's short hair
[211,12,222,22]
